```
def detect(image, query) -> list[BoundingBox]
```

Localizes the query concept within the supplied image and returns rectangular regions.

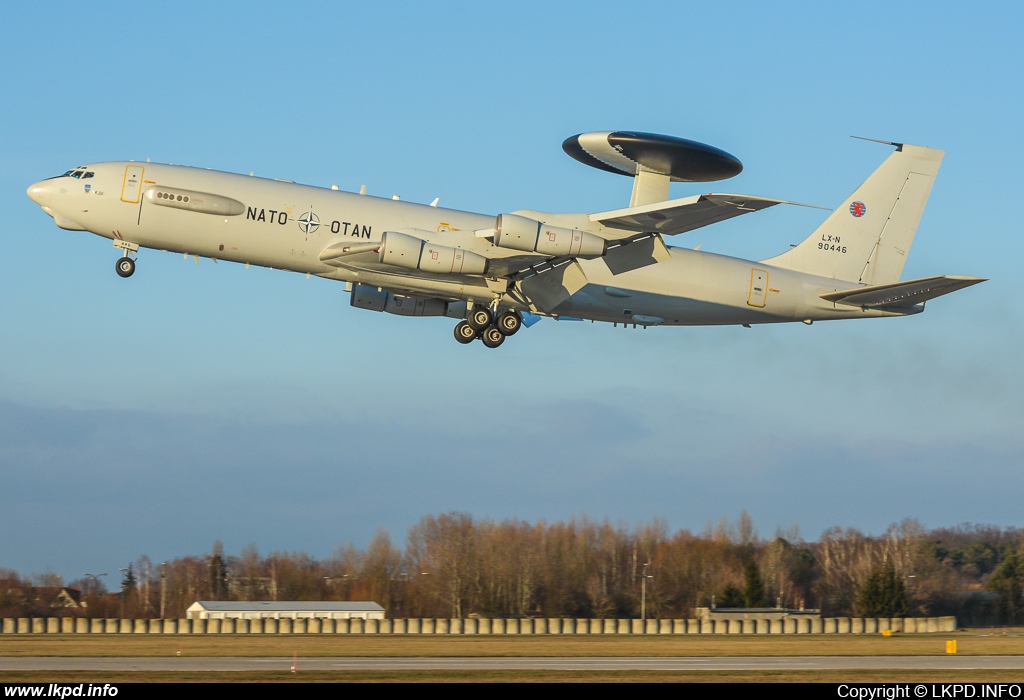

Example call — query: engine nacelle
[494,213,606,258]
[378,231,487,275]
[350,284,467,318]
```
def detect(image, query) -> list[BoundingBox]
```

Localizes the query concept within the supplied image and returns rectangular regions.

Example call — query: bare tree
[407,513,478,618]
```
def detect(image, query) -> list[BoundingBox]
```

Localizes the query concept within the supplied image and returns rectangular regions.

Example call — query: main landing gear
[454,305,523,349]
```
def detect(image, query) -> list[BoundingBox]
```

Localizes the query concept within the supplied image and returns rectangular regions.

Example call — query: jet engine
[378,231,487,275]
[493,213,606,257]
[350,284,467,318]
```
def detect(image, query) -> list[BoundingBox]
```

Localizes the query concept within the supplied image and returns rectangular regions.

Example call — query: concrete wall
[0,615,959,634]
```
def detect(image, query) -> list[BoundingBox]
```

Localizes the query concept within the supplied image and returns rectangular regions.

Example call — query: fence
[0,616,957,634]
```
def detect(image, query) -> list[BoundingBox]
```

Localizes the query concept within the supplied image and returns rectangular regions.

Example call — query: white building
[186,601,385,620]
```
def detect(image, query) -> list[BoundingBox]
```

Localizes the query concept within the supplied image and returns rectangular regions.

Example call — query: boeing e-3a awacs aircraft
[26,132,984,348]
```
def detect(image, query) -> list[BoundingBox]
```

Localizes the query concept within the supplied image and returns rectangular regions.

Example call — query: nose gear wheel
[115,257,136,278]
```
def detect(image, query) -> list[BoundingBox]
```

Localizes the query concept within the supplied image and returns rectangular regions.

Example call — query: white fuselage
[28,161,906,328]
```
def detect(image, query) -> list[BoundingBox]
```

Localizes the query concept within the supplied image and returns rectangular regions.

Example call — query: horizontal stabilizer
[820,275,986,308]
[592,193,822,239]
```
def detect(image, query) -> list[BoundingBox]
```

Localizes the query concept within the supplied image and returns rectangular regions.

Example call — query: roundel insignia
[849,201,866,218]
[297,211,320,234]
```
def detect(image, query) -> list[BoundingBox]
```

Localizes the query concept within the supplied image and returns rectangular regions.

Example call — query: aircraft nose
[27,181,53,208]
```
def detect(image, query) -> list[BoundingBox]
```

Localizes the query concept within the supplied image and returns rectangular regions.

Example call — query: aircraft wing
[820,275,986,308]
[591,193,819,239]
[320,228,553,280]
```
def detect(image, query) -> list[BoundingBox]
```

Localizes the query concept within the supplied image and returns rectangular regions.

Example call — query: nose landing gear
[115,256,136,278]
[113,240,139,278]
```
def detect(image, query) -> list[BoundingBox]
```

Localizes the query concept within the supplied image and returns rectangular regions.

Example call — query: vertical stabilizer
[763,144,943,284]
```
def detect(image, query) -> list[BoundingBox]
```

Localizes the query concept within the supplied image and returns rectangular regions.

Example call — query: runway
[3,656,1024,671]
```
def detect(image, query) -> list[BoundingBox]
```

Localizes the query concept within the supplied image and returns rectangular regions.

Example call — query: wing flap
[591,193,818,238]
[821,275,986,308]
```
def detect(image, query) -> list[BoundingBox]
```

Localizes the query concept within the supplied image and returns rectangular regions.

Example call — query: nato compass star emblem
[297,210,320,234]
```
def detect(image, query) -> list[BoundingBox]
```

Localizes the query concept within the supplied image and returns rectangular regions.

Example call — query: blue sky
[1,2,1021,579]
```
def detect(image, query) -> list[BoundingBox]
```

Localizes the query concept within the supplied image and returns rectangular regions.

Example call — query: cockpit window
[62,166,93,179]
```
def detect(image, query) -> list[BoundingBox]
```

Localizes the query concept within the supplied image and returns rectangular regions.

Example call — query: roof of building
[33,587,83,605]
[187,601,384,612]
[710,608,820,613]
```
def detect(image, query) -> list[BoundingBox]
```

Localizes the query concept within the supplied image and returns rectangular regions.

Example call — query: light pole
[83,572,107,595]
[84,572,107,613]
[640,563,653,623]
[160,563,167,619]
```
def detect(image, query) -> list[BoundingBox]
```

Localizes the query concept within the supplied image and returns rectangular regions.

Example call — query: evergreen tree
[118,564,138,617]
[743,559,767,608]
[120,564,137,595]
[857,568,884,616]
[858,563,908,617]
[718,584,744,608]
[210,541,228,600]
[880,563,909,618]
[988,549,1023,625]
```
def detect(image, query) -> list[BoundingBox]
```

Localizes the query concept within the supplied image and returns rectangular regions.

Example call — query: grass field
[3,670,1024,683]
[1,632,1022,657]
[3,633,1022,682]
